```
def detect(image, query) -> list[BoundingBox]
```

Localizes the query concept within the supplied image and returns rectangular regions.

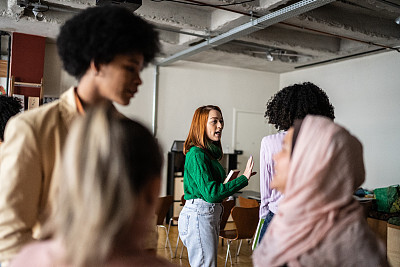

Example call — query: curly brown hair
[0,95,22,141]
[57,6,160,80]
[265,82,335,131]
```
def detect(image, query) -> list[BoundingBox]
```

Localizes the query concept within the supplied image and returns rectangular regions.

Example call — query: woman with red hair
[178,105,255,267]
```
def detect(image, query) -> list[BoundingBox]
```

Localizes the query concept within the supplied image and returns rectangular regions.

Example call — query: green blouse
[183,146,248,203]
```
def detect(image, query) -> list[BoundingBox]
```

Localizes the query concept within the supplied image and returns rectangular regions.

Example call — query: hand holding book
[224,156,257,184]
[223,170,240,184]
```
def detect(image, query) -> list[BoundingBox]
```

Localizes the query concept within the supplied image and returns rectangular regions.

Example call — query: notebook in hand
[223,170,240,184]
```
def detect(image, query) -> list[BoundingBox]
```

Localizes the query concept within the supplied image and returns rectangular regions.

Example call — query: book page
[223,170,240,184]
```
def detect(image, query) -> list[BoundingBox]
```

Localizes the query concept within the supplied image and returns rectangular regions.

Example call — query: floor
[157,222,254,267]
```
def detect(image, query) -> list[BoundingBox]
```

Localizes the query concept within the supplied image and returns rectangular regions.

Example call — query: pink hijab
[253,115,366,267]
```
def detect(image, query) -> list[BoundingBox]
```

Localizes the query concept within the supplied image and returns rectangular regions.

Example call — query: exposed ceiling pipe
[295,48,386,68]
[177,0,251,15]
[181,0,399,52]
[374,0,400,9]
[279,21,400,52]
[152,0,335,133]
[157,0,336,66]
[155,25,211,39]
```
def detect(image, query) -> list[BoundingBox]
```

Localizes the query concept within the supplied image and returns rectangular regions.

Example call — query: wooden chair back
[220,199,235,230]
[156,195,174,225]
[231,206,259,240]
[238,196,259,208]
[181,194,186,206]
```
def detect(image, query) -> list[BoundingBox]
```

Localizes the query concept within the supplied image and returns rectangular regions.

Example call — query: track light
[266,51,274,62]
[18,0,49,20]
[32,9,44,21]
[395,16,400,25]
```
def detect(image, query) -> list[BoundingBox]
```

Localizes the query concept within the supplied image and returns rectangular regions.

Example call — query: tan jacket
[0,87,78,263]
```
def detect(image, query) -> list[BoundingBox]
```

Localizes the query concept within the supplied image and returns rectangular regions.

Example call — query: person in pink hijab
[253,115,388,267]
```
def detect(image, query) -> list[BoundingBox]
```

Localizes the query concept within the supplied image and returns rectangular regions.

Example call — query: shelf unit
[166,150,185,224]
[0,60,8,78]
[10,76,43,110]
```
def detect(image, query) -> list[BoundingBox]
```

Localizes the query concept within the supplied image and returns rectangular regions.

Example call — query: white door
[233,110,276,192]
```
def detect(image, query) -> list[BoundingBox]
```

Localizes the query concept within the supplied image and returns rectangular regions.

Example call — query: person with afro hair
[0,6,160,264]
[0,96,22,143]
[254,82,335,247]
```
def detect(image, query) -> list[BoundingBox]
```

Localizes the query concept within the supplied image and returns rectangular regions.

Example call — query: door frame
[232,108,265,151]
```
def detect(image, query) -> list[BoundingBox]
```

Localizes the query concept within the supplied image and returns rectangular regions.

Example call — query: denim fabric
[259,211,275,242]
[178,199,223,267]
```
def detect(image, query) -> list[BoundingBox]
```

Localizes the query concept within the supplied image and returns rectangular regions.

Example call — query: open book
[223,170,240,184]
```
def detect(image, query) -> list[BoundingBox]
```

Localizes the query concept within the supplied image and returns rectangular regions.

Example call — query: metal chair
[168,195,186,258]
[156,195,174,258]
[236,196,260,254]
[219,198,236,252]
[219,206,259,267]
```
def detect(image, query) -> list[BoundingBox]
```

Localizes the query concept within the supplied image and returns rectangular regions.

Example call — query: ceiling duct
[157,0,335,66]
[96,0,142,11]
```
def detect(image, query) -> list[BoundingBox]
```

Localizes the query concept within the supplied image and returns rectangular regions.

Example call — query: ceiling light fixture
[266,51,274,62]
[32,9,44,20]
[395,16,400,25]
[17,0,49,21]
[31,1,48,21]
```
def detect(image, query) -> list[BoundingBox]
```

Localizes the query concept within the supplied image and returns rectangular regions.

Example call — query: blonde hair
[50,104,162,266]
[183,105,223,158]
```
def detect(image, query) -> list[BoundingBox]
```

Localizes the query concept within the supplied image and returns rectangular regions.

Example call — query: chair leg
[180,242,185,259]
[229,241,233,267]
[169,224,185,259]
[249,237,255,252]
[160,225,173,258]
[225,240,232,267]
[234,240,238,262]
[174,234,180,258]
[236,239,242,256]
[224,241,229,267]
[166,218,173,248]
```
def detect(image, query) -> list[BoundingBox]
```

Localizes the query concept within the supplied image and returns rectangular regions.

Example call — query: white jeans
[178,199,223,267]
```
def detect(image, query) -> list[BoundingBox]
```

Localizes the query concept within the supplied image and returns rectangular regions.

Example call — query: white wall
[156,62,279,193]
[114,65,156,130]
[43,41,399,193]
[43,42,77,96]
[43,44,280,194]
[117,61,280,194]
[280,51,400,190]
